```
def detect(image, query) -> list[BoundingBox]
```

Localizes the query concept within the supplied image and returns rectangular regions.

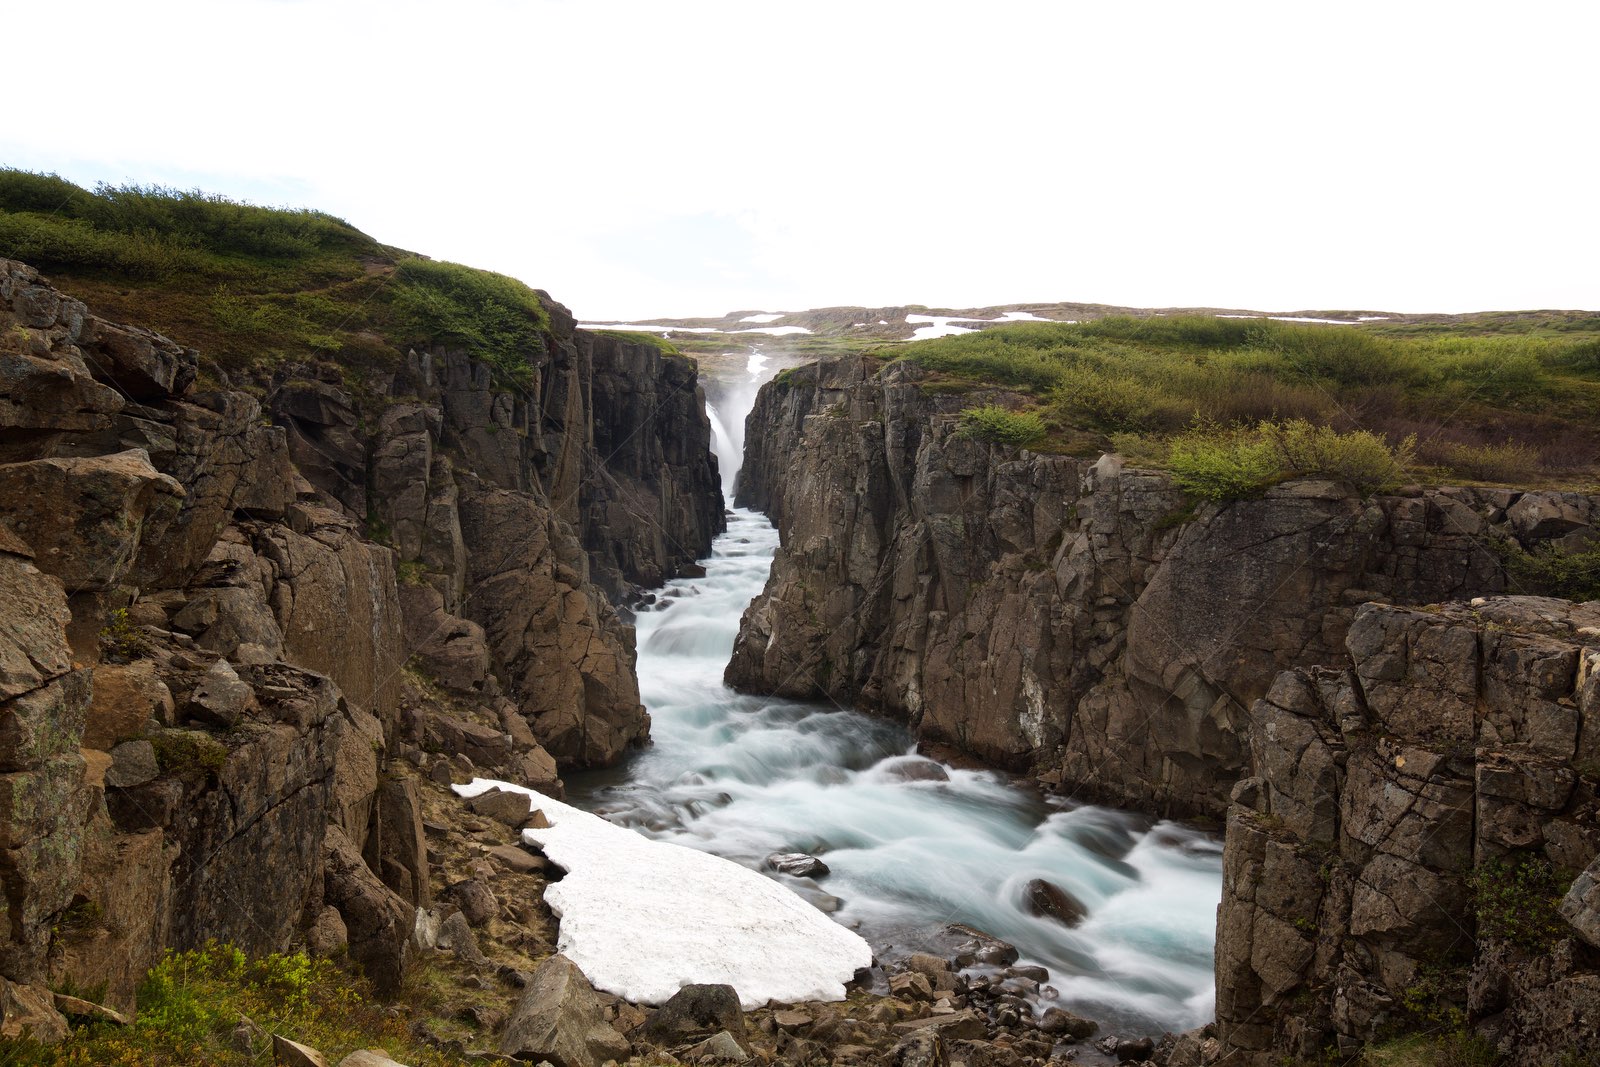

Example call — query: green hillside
[0,169,549,387]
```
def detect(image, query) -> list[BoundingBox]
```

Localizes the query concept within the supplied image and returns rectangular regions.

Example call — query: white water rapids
[568,351,1222,1036]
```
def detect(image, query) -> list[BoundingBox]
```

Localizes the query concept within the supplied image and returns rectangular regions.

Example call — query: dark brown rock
[500,954,631,1067]
[727,353,1561,817]
[1215,597,1600,1064]
[0,449,183,592]
[446,879,497,927]
[0,977,69,1042]
[637,982,748,1049]
[1022,879,1086,927]
[468,787,532,827]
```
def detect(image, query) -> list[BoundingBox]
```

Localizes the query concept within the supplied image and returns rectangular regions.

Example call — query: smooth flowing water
[568,353,1222,1036]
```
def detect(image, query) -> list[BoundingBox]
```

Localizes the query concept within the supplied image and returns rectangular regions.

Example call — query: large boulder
[636,983,748,1049]
[500,954,631,1067]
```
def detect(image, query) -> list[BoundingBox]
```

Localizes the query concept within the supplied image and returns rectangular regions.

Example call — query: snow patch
[905,313,977,340]
[452,778,872,1009]
[739,313,784,323]
[902,310,1062,339]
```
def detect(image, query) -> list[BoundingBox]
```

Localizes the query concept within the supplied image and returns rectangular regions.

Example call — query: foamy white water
[568,354,1222,1035]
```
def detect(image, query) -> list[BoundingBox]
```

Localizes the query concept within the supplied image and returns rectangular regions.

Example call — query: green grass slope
[0,169,550,387]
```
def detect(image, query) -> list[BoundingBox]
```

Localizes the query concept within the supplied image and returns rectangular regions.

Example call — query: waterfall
[705,350,770,498]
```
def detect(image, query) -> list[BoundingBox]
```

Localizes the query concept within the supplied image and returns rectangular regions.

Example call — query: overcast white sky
[4,1,1596,319]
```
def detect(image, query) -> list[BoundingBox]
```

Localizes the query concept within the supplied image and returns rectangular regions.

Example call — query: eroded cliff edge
[0,258,720,1016]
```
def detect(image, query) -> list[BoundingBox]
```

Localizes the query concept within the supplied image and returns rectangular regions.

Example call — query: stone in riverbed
[1023,878,1087,927]
[948,925,1019,967]
[1114,1035,1155,1061]
[445,878,497,927]
[766,851,830,877]
[487,843,547,874]
[889,1030,945,1067]
[892,1010,986,1041]
[1038,1006,1097,1039]
[773,1009,813,1031]
[884,758,949,783]
[890,972,934,1001]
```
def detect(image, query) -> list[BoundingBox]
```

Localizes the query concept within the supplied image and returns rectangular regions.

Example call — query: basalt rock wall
[0,258,720,1023]
[1216,597,1600,1065]
[728,354,1597,817]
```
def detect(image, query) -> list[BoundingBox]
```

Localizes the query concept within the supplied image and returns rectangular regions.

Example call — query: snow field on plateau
[452,778,873,1008]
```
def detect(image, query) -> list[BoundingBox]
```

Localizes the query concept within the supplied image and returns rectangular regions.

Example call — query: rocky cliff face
[0,258,720,1020]
[1216,596,1600,1065]
[729,354,1596,817]
[733,353,1600,1063]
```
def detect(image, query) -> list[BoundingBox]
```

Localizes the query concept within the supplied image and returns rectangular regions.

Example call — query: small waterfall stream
[568,351,1221,1036]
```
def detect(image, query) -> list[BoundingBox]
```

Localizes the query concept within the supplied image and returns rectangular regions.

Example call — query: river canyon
[571,351,1223,1036]
[5,237,1600,1067]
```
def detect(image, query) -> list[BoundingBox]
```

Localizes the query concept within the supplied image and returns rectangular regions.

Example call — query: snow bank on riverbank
[452,778,872,1008]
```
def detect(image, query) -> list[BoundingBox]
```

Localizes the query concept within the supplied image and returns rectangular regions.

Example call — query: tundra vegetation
[0,168,548,387]
[2,945,470,1066]
[892,314,1600,494]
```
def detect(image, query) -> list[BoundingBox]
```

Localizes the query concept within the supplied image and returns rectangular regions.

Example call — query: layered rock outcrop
[729,354,1593,816]
[1216,597,1600,1065]
[0,257,720,1024]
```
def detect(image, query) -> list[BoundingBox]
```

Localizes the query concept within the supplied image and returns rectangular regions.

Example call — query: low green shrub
[4,944,466,1066]
[1469,857,1566,949]
[1499,541,1600,602]
[591,329,680,355]
[1262,419,1415,496]
[1443,441,1541,483]
[1167,426,1284,501]
[1051,367,1187,433]
[1166,420,1414,501]
[956,405,1046,447]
